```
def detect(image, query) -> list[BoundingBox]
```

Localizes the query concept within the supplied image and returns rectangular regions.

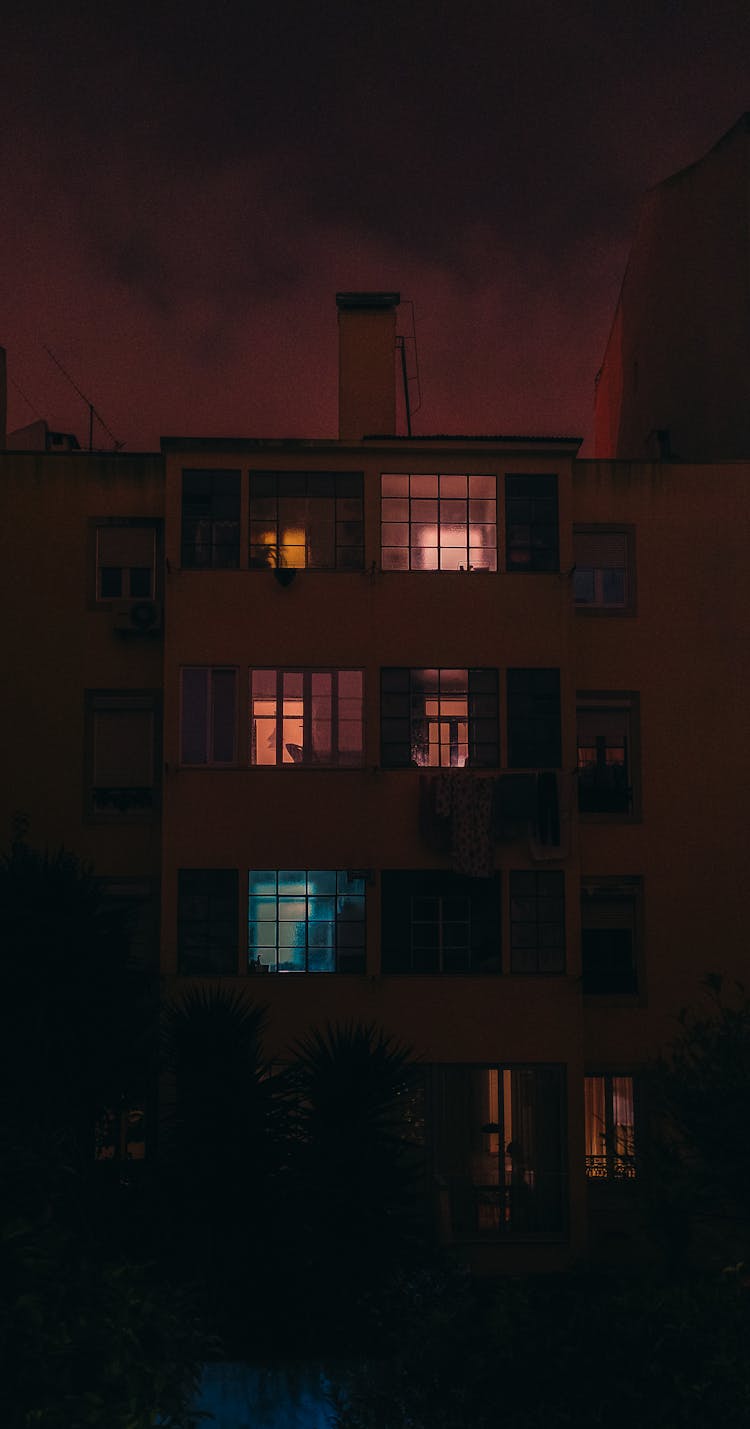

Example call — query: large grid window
[248,870,365,973]
[581,879,640,995]
[181,470,241,569]
[249,471,363,570]
[436,1065,566,1236]
[381,473,497,571]
[178,869,238,975]
[180,668,237,765]
[96,524,157,600]
[585,1075,636,1179]
[381,871,501,974]
[577,697,635,814]
[505,474,559,572]
[574,528,632,610]
[251,669,364,766]
[510,871,565,973]
[381,668,499,768]
[506,669,561,769]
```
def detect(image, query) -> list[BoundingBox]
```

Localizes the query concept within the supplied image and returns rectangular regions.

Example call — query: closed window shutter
[573,531,627,567]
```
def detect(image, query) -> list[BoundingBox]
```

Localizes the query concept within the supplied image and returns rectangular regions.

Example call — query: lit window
[88,692,156,816]
[380,668,499,768]
[381,871,501,973]
[250,669,364,766]
[577,696,637,814]
[380,473,497,571]
[178,869,238,975]
[95,1104,146,1163]
[585,1075,636,1179]
[249,471,363,570]
[96,524,157,599]
[505,475,559,572]
[581,879,640,995]
[573,528,633,610]
[510,870,565,973]
[181,470,241,569]
[180,668,237,765]
[435,1065,565,1235]
[248,870,366,973]
[506,669,562,769]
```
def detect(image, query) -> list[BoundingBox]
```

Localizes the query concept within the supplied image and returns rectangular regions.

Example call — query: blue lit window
[248,870,366,973]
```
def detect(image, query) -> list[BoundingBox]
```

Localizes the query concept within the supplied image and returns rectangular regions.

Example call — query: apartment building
[2,281,748,1272]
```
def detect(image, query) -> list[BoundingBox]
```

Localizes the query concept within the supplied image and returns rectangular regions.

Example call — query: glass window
[181,470,241,569]
[506,669,561,769]
[96,525,157,599]
[178,869,238,974]
[585,1075,636,1179]
[510,870,565,973]
[249,471,363,570]
[505,474,559,572]
[380,667,499,768]
[577,697,636,814]
[250,669,364,766]
[248,870,365,973]
[581,879,640,994]
[435,1065,566,1235]
[381,473,496,571]
[88,693,156,815]
[381,871,501,973]
[574,528,632,610]
[180,668,237,765]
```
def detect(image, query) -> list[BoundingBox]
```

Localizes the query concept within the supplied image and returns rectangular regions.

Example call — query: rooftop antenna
[43,345,124,451]
[396,300,422,437]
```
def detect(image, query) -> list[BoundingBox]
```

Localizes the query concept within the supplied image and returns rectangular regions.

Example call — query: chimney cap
[336,291,400,311]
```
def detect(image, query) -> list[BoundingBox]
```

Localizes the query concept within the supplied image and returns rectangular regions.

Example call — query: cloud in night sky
[1,0,749,448]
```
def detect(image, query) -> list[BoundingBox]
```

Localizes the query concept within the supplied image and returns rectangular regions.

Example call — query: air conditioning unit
[113,600,162,635]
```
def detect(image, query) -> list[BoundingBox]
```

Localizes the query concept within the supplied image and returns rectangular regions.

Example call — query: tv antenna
[43,345,124,451]
[396,300,422,437]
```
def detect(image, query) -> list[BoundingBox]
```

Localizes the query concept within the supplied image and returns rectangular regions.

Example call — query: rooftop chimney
[336,292,400,440]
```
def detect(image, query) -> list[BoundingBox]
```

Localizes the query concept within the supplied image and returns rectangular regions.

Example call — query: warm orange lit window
[381,473,497,571]
[380,668,499,768]
[585,1075,636,1179]
[250,669,364,766]
[249,471,363,570]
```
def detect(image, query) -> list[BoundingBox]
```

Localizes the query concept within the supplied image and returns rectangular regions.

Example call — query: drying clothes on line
[435,771,494,878]
[491,773,538,840]
[419,774,451,853]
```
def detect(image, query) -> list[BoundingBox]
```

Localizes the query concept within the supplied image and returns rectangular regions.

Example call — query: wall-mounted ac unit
[113,600,163,635]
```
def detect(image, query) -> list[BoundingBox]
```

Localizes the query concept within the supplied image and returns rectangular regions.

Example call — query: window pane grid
[181,471,241,569]
[248,870,365,972]
[585,1074,636,1179]
[510,871,565,973]
[505,475,559,572]
[249,472,363,570]
[178,870,238,974]
[251,669,363,767]
[507,669,562,769]
[381,668,499,768]
[381,474,497,571]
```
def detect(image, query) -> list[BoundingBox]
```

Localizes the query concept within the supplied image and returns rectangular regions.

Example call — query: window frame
[180,468,242,570]
[509,869,566,974]
[506,668,562,770]
[249,667,365,768]
[248,470,364,571]
[505,474,559,573]
[247,869,366,974]
[177,868,239,975]
[179,666,239,767]
[581,876,644,1000]
[380,667,500,769]
[89,518,162,608]
[380,472,497,572]
[381,870,502,974]
[576,691,641,821]
[84,690,161,821]
[584,1072,638,1181]
[573,524,636,617]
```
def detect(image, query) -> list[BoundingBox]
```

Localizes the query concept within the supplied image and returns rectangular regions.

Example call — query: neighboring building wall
[593,115,750,460]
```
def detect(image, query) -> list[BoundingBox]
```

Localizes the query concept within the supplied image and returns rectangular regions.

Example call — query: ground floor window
[584,1074,636,1179]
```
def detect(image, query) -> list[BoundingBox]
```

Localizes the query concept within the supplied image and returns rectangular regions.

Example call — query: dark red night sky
[2,0,749,452]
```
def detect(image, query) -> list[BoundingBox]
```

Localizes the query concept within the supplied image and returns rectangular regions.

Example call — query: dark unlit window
[178,869,238,975]
[97,525,156,599]
[585,1075,636,1179]
[381,667,499,768]
[381,871,501,973]
[506,669,561,769]
[381,473,497,571]
[181,470,241,569]
[180,668,237,765]
[581,880,640,995]
[436,1065,565,1236]
[505,475,559,572]
[577,698,635,814]
[510,870,565,973]
[90,694,155,814]
[249,471,363,570]
[250,669,364,766]
[248,870,365,973]
[574,529,631,610]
